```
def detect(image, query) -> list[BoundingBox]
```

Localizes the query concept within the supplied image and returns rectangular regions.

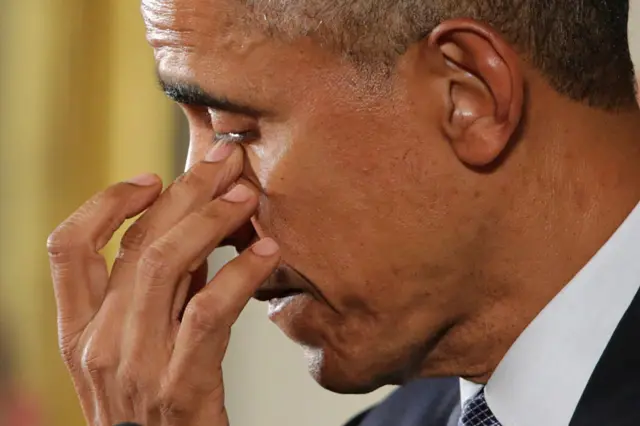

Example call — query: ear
[428,19,524,167]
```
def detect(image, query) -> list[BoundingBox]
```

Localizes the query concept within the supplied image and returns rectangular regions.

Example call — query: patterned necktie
[458,388,502,426]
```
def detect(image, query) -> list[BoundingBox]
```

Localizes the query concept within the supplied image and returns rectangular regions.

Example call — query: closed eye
[213,130,259,145]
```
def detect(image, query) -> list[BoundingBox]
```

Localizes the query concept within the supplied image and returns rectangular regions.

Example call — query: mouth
[232,222,329,308]
[253,287,305,302]
[252,264,317,303]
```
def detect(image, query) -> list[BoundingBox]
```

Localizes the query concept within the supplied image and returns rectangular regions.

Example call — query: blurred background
[0,2,638,426]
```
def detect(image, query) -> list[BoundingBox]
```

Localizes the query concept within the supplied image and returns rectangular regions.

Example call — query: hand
[47,144,279,426]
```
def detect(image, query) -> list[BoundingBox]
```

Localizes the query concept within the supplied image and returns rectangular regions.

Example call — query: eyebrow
[158,77,265,117]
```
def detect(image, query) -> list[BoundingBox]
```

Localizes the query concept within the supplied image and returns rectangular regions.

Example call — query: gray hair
[244,0,636,110]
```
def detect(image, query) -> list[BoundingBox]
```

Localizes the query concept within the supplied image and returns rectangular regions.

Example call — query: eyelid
[208,108,255,124]
[209,108,256,127]
[213,130,258,144]
[209,109,259,144]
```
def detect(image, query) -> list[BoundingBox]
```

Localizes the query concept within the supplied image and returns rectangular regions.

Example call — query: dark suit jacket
[344,286,640,426]
[343,377,460,426]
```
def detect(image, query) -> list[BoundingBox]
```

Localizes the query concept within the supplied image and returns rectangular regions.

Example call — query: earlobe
[430,19,524,167]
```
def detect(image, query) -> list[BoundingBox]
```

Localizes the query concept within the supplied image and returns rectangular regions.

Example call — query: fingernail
[221,184,253,203]
[126,173,158,186]
[205,143,234,163]
[251,238,280,257]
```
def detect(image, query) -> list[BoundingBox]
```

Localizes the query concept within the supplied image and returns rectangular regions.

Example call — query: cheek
[248,132,417,309]
[246,128,292,189]
[251,146,352,259]
[247,97,465,315]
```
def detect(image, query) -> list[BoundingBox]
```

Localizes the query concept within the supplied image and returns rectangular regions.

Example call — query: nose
[221,176,262,251]
[221,218,258,252]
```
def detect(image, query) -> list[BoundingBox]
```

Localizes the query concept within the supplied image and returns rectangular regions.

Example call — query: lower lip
[267,293,305,318]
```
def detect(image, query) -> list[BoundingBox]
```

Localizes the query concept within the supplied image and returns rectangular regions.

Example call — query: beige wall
[221,5,640,426]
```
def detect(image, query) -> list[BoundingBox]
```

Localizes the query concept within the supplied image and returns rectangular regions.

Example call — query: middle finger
[114,142,244,268]
[131,183,260,332]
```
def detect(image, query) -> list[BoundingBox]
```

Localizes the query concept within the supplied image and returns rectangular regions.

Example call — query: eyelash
[213,131,257,145]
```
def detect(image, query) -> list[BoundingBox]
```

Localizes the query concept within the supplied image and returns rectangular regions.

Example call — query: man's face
[144,0,490,392]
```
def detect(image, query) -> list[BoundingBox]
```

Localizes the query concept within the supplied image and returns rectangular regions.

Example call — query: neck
[424,97,640,384]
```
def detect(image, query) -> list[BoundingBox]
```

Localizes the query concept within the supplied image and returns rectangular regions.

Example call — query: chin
[301,345,397,394]
[267,293,425,393]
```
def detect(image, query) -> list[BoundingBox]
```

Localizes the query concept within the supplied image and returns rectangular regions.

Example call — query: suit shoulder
[343,377,460,426]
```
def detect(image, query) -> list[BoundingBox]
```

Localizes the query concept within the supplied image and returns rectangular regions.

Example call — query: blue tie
[458,388,502,426]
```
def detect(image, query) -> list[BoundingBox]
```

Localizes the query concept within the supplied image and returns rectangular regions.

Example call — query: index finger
[48,174,162,336]
[170,238,280,372]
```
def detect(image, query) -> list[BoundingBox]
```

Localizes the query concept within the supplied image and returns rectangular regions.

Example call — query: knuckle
[81,347,116,378]
[58,335,80,367]
[138,242,178,281]
[59,345,74,365]
[158,382,190,420]
[175,167,208,192]
[47,222,81,259]
[116,363,146,401]
[159,376,224,421]
[47,185,130,259]
[120,221,151,255]
[183,297,225,333]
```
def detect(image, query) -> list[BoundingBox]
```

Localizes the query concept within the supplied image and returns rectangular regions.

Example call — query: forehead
[143,0,258,49]
[142,0,258,72]
[141,0,356,102]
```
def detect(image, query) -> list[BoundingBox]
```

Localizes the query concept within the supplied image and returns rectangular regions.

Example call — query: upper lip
[253,265,314,302]
[253,287,304,301]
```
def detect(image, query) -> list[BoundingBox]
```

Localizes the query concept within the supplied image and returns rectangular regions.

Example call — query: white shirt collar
[460,202,640,426]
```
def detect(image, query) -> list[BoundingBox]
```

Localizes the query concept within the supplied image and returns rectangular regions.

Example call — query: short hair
[244,0,637,110]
